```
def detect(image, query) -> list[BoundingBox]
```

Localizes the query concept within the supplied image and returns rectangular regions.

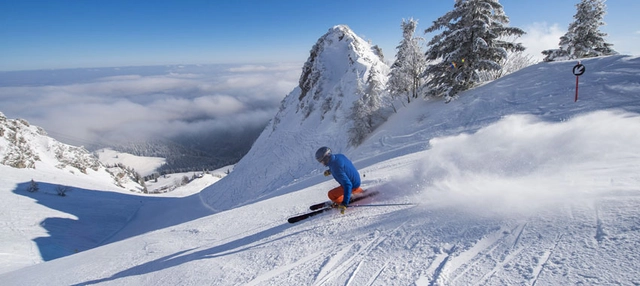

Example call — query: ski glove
[324,170,331,176]
[338,204,347,214]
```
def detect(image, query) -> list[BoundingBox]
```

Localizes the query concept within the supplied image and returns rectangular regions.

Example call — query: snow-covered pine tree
[542,0,616,62]
[570,0,617,57]
[388,18,427,104]
[27,179,39,193]
[479,50,537,81]
[541,48,570,62]
[423,0,525,101]
[349,67,388,146]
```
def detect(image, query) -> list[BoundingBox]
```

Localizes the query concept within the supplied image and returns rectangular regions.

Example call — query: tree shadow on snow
[76,222,300,285]
[13,181,211,262]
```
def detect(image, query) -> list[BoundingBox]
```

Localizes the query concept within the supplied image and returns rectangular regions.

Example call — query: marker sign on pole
[572,62,585,102]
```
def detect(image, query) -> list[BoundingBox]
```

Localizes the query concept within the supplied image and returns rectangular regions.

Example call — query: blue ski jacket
[327,153,361,206]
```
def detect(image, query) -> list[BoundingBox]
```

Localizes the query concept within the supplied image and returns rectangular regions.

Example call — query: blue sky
[1,0,639,71]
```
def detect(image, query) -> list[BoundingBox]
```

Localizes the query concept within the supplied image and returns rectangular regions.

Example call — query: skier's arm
[333,170,353,206]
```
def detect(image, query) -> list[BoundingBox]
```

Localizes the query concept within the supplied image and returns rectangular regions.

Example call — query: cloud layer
[520,22,565,61]
[0,63,301,147]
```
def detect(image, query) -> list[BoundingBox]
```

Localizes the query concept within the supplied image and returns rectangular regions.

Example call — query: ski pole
[349,203,417,208]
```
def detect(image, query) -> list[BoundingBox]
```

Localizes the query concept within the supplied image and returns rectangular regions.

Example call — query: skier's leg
[328,186,344,203]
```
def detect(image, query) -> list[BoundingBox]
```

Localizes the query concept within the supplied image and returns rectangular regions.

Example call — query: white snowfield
[1,55,640,285]
[96,148,165,177]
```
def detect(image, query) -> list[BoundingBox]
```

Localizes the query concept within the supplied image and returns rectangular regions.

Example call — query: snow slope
[1,55,639,285]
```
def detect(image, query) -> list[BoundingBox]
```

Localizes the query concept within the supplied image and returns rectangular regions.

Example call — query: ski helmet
[315,147,331,165]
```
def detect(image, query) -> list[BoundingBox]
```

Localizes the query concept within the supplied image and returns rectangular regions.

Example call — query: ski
[309,201,330,211]
[287,208,329,223]
[288,191,379,224]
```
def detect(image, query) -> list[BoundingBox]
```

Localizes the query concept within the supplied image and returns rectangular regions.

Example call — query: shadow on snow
[75,222,299,285]
[13,181,211,262]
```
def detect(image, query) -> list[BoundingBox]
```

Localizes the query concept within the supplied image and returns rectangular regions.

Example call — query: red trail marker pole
[572,62,585,102]
[575,76,579,102]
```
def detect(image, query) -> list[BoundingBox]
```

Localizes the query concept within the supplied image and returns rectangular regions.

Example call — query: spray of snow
[391,110,640,217]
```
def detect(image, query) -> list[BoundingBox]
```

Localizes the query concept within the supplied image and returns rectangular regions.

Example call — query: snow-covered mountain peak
[0,113,148,191]
[295,24,388,122]
[0,114,81,170]
[200,25,390,210]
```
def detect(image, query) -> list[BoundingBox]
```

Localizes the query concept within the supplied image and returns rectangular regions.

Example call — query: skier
[315,147,363,213]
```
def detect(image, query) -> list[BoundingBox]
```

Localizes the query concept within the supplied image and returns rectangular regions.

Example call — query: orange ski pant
[328,186,364,204]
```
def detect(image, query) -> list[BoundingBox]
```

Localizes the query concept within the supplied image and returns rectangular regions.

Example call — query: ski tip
[288,215,307,223]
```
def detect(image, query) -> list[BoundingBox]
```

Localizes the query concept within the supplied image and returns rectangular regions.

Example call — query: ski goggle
[317,155,330,165]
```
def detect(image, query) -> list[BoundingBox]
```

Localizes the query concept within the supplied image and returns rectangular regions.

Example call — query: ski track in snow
[312,222,407,286]
[530,234,562,286]
[244,250,325,286]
